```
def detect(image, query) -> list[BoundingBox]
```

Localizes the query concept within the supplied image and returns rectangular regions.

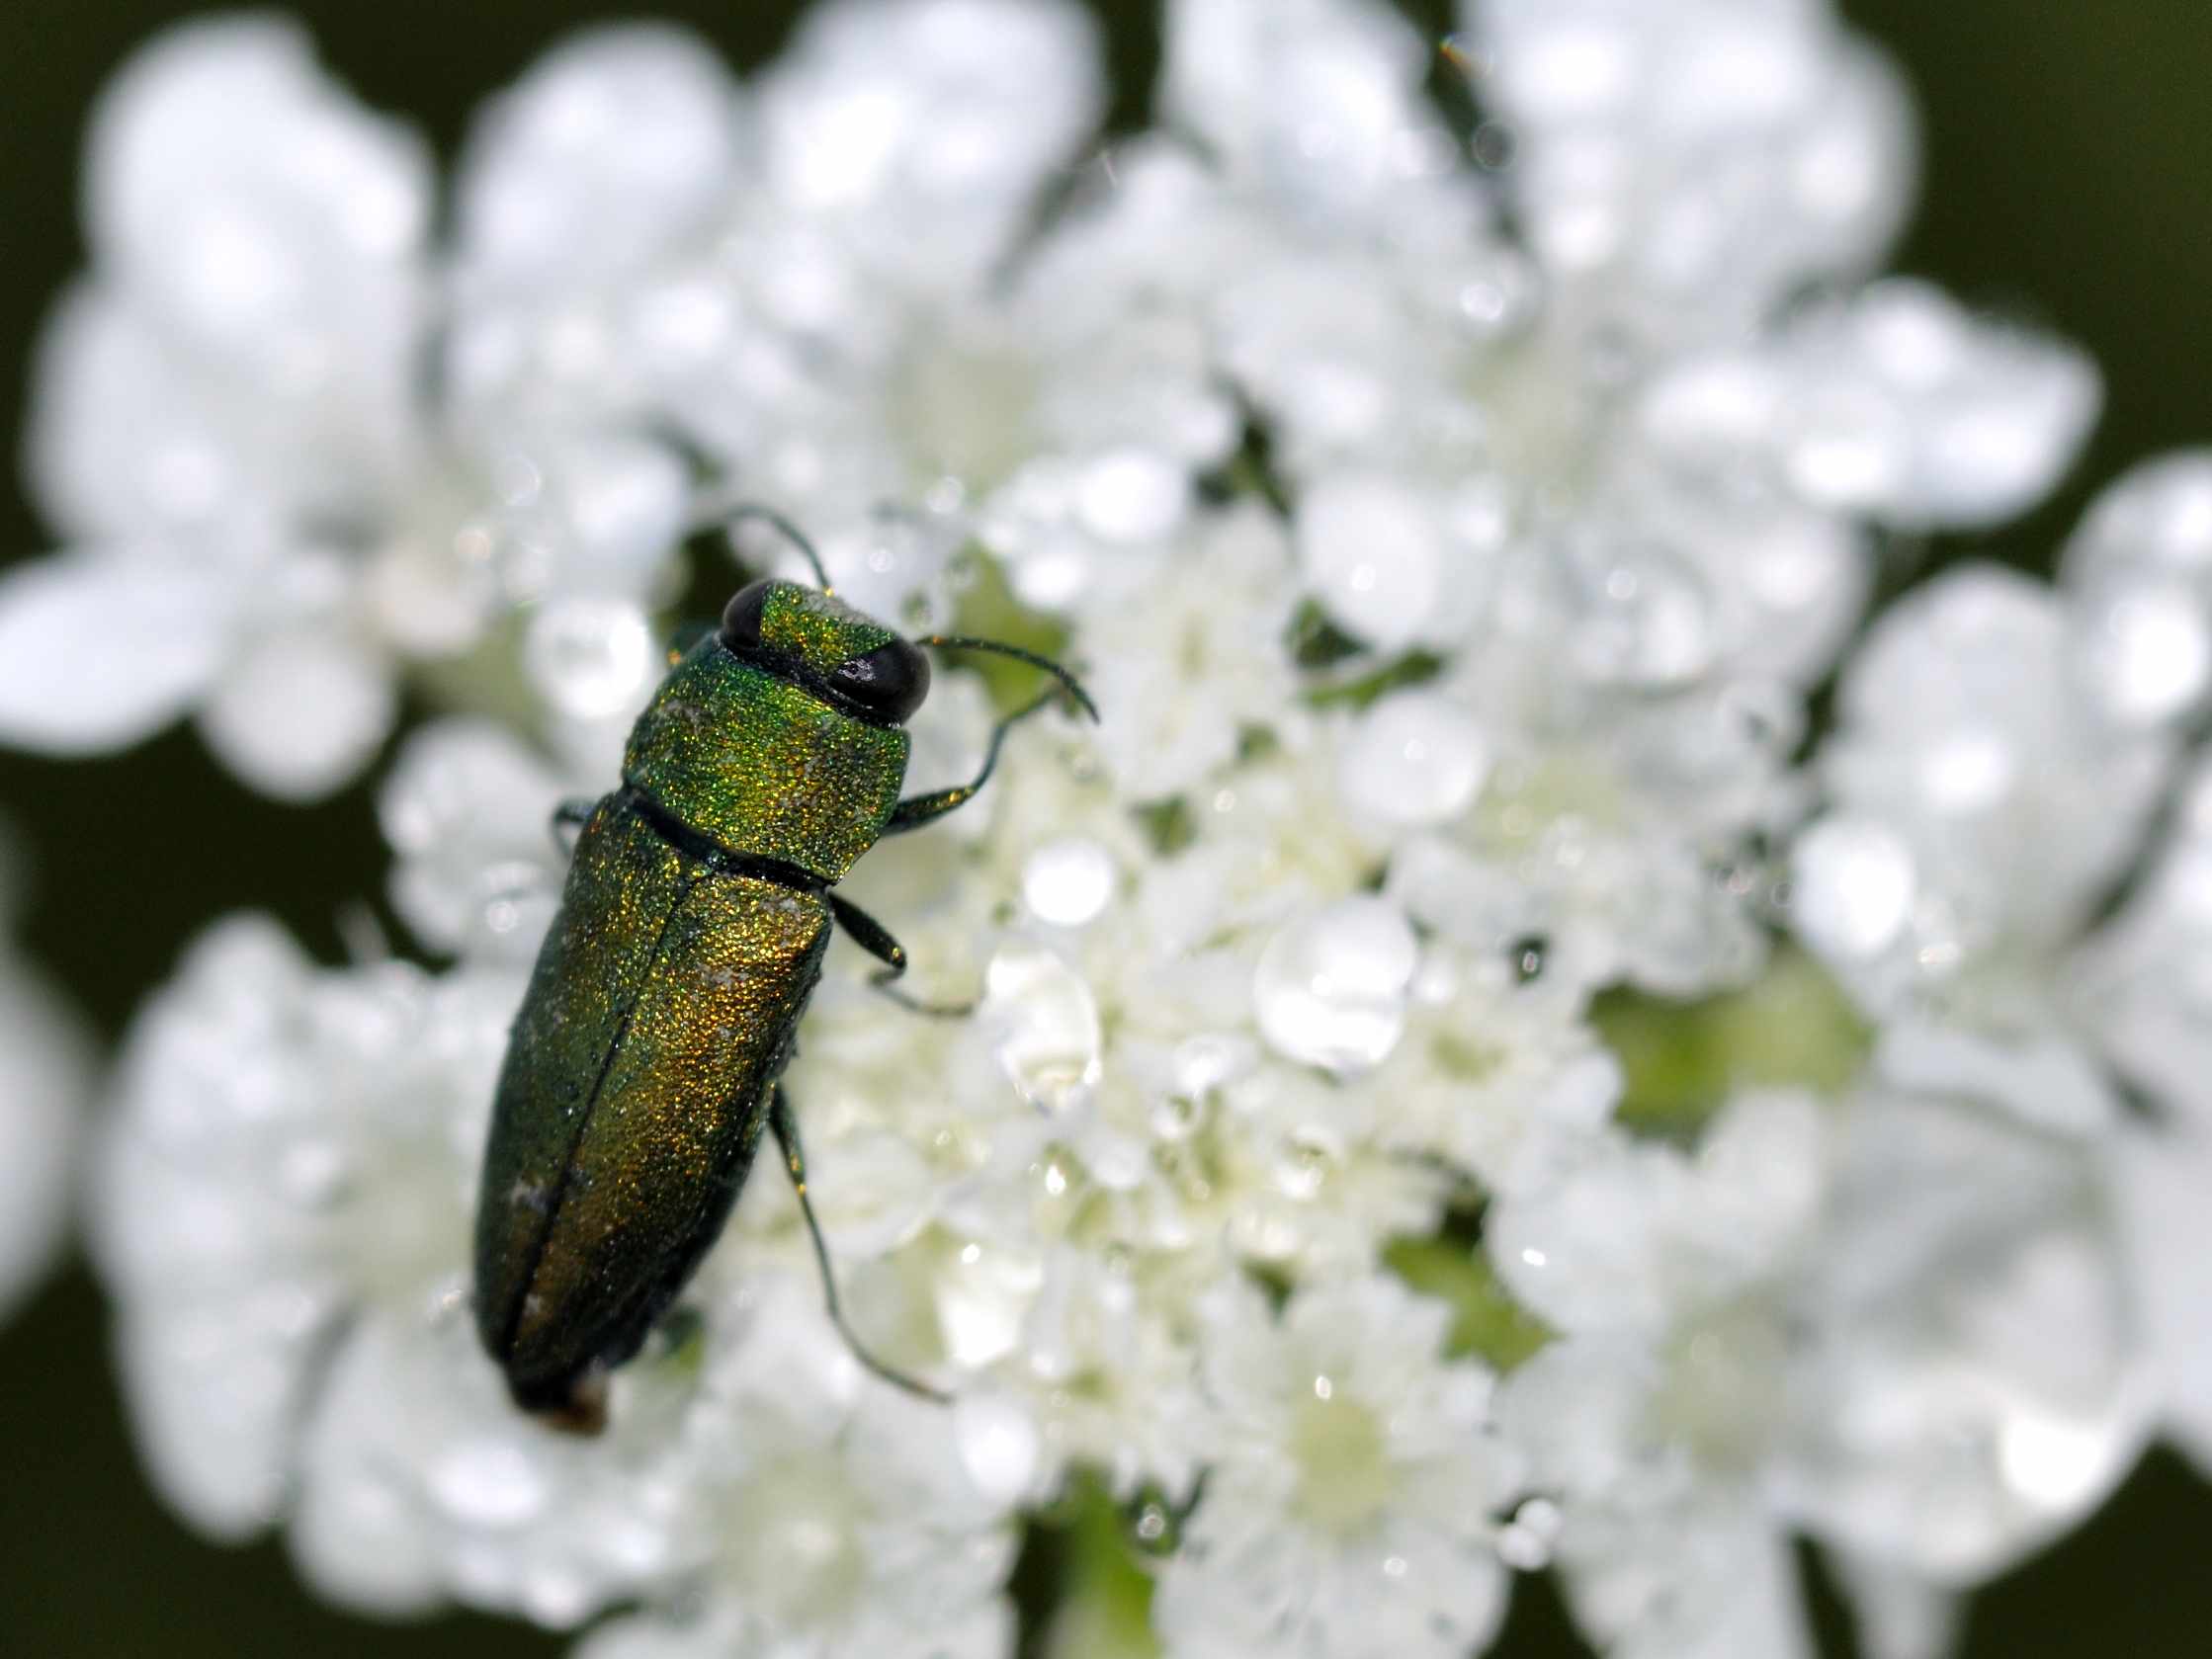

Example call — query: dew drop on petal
[1791,816,1915,960]
[952,1389,1041,1506]
[1021,837,1116,927]
[982,940,1102,1113]
[1297,475,1441,651]
[1339,691,1489,827]
[1254,897,1418,1073]
[1173,1033,1251,1098]
[2077,583,2211,728]
[1076,447,1188,544]
[523,597,654,718]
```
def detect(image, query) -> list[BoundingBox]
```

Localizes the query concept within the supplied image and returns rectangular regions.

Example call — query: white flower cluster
[22,2,2208,1657]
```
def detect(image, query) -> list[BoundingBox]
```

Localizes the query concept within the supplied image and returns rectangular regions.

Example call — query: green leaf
[1593,945,1872,1140]
[1385,1234,1553,1372]
[1037,1475,1162,1659]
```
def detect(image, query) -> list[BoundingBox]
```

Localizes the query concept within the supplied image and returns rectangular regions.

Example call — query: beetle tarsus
[525,1367,610,1438]
[770,1087,948,1405]
[869,971,976,1020]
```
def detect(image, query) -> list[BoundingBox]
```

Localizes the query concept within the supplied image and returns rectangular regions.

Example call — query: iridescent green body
[473,585,914,1423]
[623,641,907,879]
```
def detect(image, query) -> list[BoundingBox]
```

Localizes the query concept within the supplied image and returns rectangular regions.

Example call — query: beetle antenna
[722,503,834,592]
[911,635,1100,722]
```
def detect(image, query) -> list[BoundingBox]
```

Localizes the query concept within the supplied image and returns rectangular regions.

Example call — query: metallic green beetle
[473,518,1093,1432]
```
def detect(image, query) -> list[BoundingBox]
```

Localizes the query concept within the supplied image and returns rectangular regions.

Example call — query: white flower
[1790,563,2170,1036]
[452,3,1230,613]
[1473,0,1914,327]
[1362,942,1622,1197]
[90,917,518,1545]
[1780,1081,2150,1587]
[0,18,692,797]
[1076,505,1303,801]
[0,19,427,793]
[1153,1274,1518,1659]
[1493,1082,2149,1658]
[570,1277,1016,1659]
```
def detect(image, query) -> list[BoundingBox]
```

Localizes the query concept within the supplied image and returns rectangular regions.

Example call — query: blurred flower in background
[7,1,2211,1657]
[0,831,93,1325]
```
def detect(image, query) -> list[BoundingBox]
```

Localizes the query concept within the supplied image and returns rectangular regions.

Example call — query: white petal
[2061,451,2212,730]
[380,718,567,957]
[1830,1551,1962,1659]
[27,289,248,541]
[199,629,395,801]
[1164,0,1437,221]
[0,554,228,751]
[110,1288,332,1539]
[458,26,741,295]
[1778,281,2100,530]
[89,16,431,373]
[2113,1123,2212,1474]
[762,0,1104,287]
[1475,0,1915,322]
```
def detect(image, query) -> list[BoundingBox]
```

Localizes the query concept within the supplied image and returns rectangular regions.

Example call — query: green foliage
[1385,1234,1553,1373]
[1034,1475,1162,1659]
[1593,946,1872,1140]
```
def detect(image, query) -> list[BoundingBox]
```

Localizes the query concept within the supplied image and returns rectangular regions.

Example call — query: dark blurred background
[1,2,2207,1654]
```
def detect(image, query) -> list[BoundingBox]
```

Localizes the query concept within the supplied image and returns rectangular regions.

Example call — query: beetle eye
[718,580,774,650]
[828,638,931,723]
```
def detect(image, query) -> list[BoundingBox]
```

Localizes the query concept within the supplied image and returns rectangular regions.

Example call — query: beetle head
[718,579,931,725]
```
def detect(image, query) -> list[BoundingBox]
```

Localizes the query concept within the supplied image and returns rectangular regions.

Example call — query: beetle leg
[827,892,976,1019]
[549,797,596,859]
[768,1087,947,1404]
[883,687,1063,835]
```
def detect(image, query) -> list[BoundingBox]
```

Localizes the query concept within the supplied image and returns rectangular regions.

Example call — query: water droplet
[1077,447,1188,543]
[982,941,1102,1113]
[2079,583,2211,728]
[1149,1092,1203,1141]
[1021,838,1116,927]
[1276,1130,1337,1200]
[1791,816,1916,959]
[1254,898,1418,1073]
[1339,692,1490,827]
[1173,1033,1251,1097]
[954,1390,1041,1505]
[1298,476,1444,651]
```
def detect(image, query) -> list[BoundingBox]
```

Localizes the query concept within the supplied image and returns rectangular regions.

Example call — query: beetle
[472,510,1094,1432]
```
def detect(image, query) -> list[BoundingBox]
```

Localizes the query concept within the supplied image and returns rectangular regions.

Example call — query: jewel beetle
[473,510,1094,1432]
